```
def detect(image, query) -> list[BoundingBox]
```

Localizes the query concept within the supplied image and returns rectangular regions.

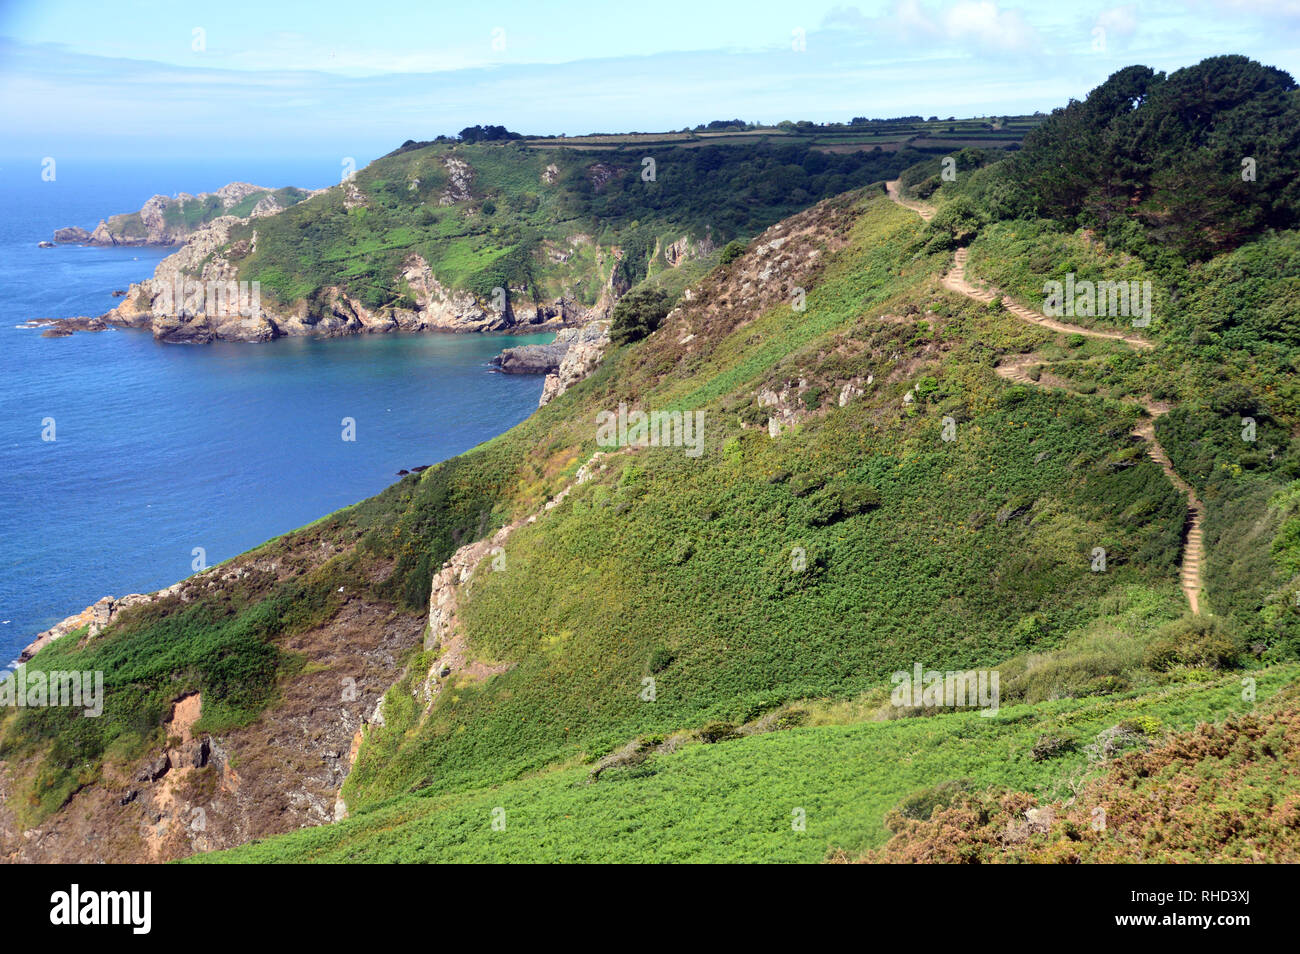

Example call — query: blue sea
[0,157,550,664]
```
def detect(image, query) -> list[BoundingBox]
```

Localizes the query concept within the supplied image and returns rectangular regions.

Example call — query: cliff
[29,138,912,343]
[491,319,612,408]
[52,182,314,247]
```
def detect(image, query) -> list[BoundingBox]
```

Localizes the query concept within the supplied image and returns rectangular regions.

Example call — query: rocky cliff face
[36,150,716,347]
[539,320,612,405]
[34,235,598,344]
[52,182,305,247]
[0,543,424,863]
[490,318,612,405]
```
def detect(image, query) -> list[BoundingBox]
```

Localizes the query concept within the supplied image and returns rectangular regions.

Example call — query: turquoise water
[0,158,549,662]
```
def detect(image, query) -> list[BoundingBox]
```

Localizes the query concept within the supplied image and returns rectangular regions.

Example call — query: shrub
[649,648,676,673]
[610,286,671,345]
[698,721,739,743]
[924,196,986,250]
[1143,616,1244,671]
[719,240,747,265]
[1031,733,1077,761]
[804,485,881,526]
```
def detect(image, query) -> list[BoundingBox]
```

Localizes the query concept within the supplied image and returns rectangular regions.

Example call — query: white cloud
[940,1,1040,50]
[827,1,1044,53]
[1096,5,1139,38]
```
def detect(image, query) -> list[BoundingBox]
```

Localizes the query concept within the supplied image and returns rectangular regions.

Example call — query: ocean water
[0,157,550,663]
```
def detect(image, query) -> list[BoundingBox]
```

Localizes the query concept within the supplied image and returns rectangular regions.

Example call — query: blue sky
[2,0,1298,162]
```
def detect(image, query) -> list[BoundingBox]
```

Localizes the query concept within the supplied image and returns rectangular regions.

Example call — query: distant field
[521,115,1045,153]
[814,142,906,153]
[919,138,1022,149]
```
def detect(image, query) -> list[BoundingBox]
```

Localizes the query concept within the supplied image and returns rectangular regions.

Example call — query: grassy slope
[191,186,1299,862]
[200,668,1298,862]
[339,193,1195,810]
[9,129,1300,860]
[919,165,1300,661]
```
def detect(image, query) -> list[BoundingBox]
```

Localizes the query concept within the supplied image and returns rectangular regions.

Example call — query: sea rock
[52,226,91,244]
[491,340,570,374]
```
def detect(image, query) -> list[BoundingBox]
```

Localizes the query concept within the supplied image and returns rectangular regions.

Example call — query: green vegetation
[102,187,311,242]
[223,138,931,317]
[914,56,1300,680]
[609,286,671,345]
[925,56,1300,265]
[197,668,1297,862]
[10,73,1300,862]
[861,681,1300,863]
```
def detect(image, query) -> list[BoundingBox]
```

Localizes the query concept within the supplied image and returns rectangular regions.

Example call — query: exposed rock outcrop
[17,587,181,663]
[439,157,474,206]
[539,320,611,405]
[489,320,610,379]
[491,339,570,374]
[52,182,306,247]
[664,233,716,266]
[0,541,425,863]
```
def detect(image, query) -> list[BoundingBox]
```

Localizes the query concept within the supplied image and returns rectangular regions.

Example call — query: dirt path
[1134,413,1204,616]
[884,178,935,222]
[945,248,1155,350]
[888,181,1204,614]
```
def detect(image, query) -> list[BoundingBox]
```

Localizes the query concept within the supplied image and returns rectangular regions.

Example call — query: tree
[610,286,671,345]
[458,125,522,144]
[1007,56,1300,259]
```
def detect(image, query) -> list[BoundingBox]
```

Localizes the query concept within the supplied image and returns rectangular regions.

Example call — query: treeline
[1004,56,1300,262]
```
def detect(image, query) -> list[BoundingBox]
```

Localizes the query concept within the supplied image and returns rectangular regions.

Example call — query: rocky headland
[51,182,312,248]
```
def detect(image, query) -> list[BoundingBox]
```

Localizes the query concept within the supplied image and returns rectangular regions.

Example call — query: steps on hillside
[887,185,1203,615]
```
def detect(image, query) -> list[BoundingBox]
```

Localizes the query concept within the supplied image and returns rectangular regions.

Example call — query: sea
[0,157,551,664]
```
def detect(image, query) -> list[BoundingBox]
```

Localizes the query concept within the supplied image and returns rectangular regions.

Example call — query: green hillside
[5,59,1299,863]
[217,136,937,315]
[202,669,1298,863]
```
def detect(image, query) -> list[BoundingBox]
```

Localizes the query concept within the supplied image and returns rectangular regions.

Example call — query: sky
[1,0,1299,163]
